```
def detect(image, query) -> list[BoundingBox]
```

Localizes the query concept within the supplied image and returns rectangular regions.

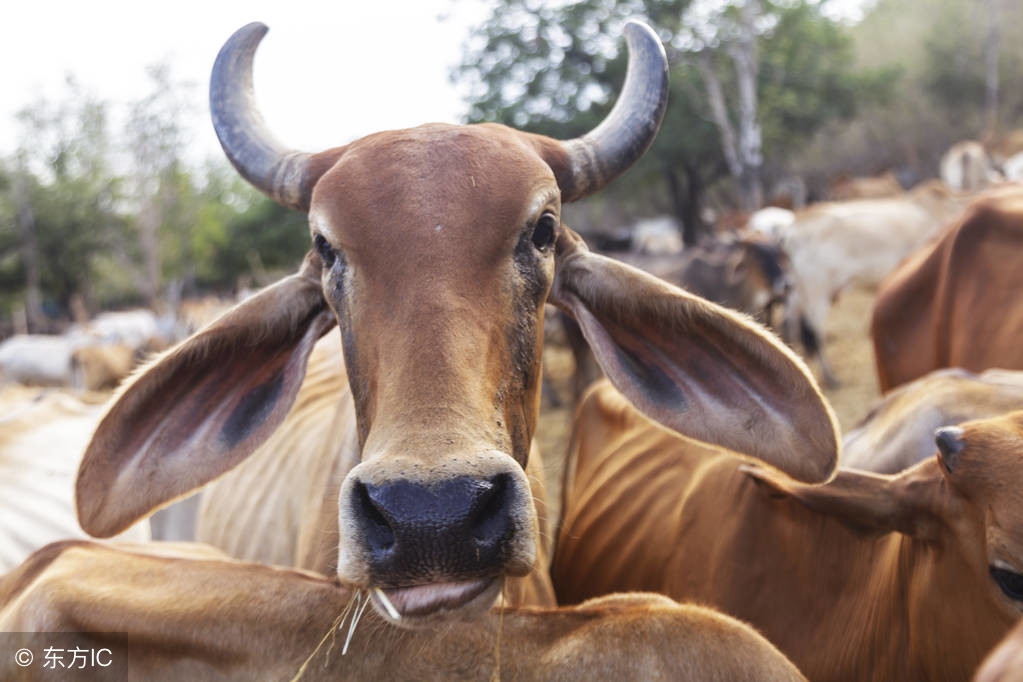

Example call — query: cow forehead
[310,123,560,253]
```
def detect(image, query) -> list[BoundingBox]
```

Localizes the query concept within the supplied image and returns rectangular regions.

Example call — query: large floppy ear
[741,461,946,539]
[76,252,337,537]
[549,227,838,482]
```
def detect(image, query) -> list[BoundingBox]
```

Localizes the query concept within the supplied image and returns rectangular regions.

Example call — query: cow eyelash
[532,213,558,252]
[991,565,1023,601]
[314,234,338,268]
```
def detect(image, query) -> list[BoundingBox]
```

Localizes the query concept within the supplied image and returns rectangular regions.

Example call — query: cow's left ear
[549,228,838,482]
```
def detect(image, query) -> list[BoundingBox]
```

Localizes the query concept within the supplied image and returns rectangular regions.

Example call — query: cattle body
[0,388,148,572]
[0,541,806,681]
[554,380,1023,682]
[941,140,1000,192]
[872,185,1023,392]
[0,335,84,388]
[72,21,838,630]
[827,170,903,201]
[774,183,967,385]
[843,367,1023,473]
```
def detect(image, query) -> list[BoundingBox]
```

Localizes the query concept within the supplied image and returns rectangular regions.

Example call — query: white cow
[940,140,1000,192]
[773,183,969,385]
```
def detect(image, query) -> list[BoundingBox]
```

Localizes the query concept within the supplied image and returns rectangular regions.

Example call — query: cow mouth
[371,577,500,623]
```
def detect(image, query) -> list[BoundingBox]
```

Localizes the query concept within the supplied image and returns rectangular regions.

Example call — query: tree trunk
[664,165,709,246]
[731,0,764,212]
[984,0,1001,140]
[696,0,764,213]
[13,173,44,333]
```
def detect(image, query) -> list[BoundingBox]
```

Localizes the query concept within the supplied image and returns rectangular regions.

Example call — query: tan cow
[872,184,1023,392]
[0,387,148,572]
[72,21,838,629]
[827,170,903,201]
[554,380,1023,682]
[0,540,806,681]
[843,367,1023,473]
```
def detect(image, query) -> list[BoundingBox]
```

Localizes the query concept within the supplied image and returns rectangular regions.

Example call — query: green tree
[189,161,309,293]
[5,78,125,322]
[457,0,892,242]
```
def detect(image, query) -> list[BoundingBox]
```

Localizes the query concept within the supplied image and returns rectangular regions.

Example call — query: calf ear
[76,253,337,537]
[549,228,838,482]
[741,462,945,539]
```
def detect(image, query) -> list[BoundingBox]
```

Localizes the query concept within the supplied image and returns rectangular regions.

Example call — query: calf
[554,380,1023,682]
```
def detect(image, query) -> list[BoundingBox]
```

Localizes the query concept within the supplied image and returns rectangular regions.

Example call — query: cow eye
[532,213,558,251]
[314,234,337,268]
[991,565,1023,601]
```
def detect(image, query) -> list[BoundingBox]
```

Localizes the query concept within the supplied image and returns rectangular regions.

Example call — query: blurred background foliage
[0,0,1020,332]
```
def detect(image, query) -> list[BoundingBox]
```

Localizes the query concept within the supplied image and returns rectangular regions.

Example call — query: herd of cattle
[5,18,1023,681]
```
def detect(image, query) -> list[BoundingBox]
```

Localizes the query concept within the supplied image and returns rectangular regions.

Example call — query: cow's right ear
[76,252,337,538]
[549,227,839,482]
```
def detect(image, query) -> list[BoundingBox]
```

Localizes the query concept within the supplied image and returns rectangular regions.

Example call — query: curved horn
[210,22,314,211]
[560,21,670,202]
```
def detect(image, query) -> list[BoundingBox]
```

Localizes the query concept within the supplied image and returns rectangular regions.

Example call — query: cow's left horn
[210,22,315,212]
[559,21,669,202]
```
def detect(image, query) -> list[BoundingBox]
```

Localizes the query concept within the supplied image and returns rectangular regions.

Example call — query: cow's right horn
[210,22,316,212]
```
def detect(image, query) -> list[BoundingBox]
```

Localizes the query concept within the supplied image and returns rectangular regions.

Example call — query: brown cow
[0,540,807,681]
[872,184,1023,392]
[72,21,838,628]
[843,367,1023,473]
[554,380,1023,682]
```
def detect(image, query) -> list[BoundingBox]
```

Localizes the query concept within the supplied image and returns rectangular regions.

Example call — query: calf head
[745,409,1023,619]
[75,21,839,626]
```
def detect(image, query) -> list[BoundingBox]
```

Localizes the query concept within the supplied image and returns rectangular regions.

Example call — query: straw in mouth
[373,577,496,618]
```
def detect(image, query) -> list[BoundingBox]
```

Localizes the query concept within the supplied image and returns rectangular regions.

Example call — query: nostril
[355,482,395,553]
[470,474,511,545]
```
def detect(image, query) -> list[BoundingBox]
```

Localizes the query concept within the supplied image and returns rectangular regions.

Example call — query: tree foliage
[456,0,894,241]
[0,70,308,331]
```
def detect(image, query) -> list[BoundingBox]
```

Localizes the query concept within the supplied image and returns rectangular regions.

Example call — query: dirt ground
[536,285,883,522]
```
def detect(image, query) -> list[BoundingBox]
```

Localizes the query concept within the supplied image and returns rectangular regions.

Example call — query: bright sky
[0,0,492,163]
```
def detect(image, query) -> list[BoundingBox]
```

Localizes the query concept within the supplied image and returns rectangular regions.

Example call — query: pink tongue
[382,578,492,616]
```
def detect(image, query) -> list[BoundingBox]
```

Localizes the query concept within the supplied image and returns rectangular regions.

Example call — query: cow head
[75,22,839,626]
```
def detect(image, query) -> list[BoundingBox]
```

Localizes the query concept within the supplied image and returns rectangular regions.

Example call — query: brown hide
[872,185,1023,392]
[0,540,806,682]
[196,331,557,607]
[554,380,1023,682]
